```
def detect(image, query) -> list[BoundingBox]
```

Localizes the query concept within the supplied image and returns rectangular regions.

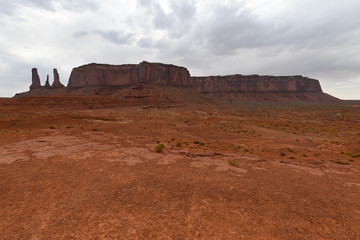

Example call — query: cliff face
[191,75,322,93]
[67,61,191,88]
[28,61,324,95]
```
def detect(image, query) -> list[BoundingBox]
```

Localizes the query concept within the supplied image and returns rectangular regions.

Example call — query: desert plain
[0,90,360,239]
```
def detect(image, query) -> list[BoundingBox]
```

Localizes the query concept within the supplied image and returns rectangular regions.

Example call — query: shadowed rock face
[30,68,41,90]
[67,61,191,88]
[191,75,322,93]
[51,69,65,88]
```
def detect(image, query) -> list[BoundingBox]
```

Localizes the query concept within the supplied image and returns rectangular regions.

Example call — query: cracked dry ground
[1,100,360,239]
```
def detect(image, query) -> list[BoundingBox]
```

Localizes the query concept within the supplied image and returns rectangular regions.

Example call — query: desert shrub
[280,152,286,156]
[287,148,295,153]
[92,128,100,131]
[49,125,57,129]
[155,143,165,153]
[345,152,360,158]
[228,159,239,168]
[194,141,205,146]
[331,159,349,165]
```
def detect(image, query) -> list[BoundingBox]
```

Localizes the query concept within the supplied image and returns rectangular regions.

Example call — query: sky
[0,0,359,99]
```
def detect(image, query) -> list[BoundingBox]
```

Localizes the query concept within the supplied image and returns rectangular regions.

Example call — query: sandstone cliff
[67,62,322,93]
[191,75,322,93]
[28,61,325,98]
[67,61,191,88]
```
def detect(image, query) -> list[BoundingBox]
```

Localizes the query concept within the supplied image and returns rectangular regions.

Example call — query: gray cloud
[74,30,134,45]
[191,1,360,57]
[136,0,197,38]
[0,0,98,16]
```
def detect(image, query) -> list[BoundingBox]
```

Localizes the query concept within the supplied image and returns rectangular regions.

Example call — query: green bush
[155,143,165,153]
[228,159,239,168]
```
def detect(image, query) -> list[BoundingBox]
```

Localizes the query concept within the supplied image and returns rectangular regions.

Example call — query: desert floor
[1,97,360,239]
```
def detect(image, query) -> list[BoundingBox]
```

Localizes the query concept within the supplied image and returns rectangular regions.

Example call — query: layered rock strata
[67,61,191,88]
[67,62,322,93]
[191,75,322,93]
[30,62,323,94]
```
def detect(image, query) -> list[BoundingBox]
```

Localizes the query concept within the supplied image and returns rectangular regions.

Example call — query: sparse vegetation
[92,128,100,131]
[345,152,360,158]
[194,141,205,146]
[49,125,57,129]
[228,159,239,168]
[155,143,165,153]
[331,159,349,165]
[287,148,295,153]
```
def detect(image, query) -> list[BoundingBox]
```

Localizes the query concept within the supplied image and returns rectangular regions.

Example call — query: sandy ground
[0,97,360,239]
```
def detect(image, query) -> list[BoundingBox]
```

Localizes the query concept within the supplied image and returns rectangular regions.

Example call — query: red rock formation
[44,75,51,88]
[30,68,41,90]
[191,75,322,93]
[51,68,65,88]
[67,62,322,93]
[29,62,323,96]
[67,61,191,88]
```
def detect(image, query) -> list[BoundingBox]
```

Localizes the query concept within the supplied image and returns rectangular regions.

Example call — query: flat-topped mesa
[30,68,41,90]
[67,61,191,88]
[191,75,323,93]
[51,68,65,88]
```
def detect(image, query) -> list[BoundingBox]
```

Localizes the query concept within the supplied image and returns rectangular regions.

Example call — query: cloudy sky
[1,0,359,99]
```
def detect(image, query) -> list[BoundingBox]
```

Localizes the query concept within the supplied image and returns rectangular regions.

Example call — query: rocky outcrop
[45,75,51,88]
[51,68,64,88]
[29,62,323,95]
[67,62,322,93]
[67,61,191,88]
[191,75,322,93]
[30,68,41,90]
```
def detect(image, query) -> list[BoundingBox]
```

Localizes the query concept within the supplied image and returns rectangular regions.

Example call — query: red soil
[0,96,359,239]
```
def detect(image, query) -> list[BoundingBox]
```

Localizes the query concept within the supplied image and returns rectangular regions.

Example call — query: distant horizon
[2,61,356,100]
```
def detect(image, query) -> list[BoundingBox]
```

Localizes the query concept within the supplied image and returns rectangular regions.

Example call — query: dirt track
[1,98,360,239]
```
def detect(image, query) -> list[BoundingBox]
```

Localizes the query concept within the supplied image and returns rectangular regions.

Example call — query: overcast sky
[1,0,359,99]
